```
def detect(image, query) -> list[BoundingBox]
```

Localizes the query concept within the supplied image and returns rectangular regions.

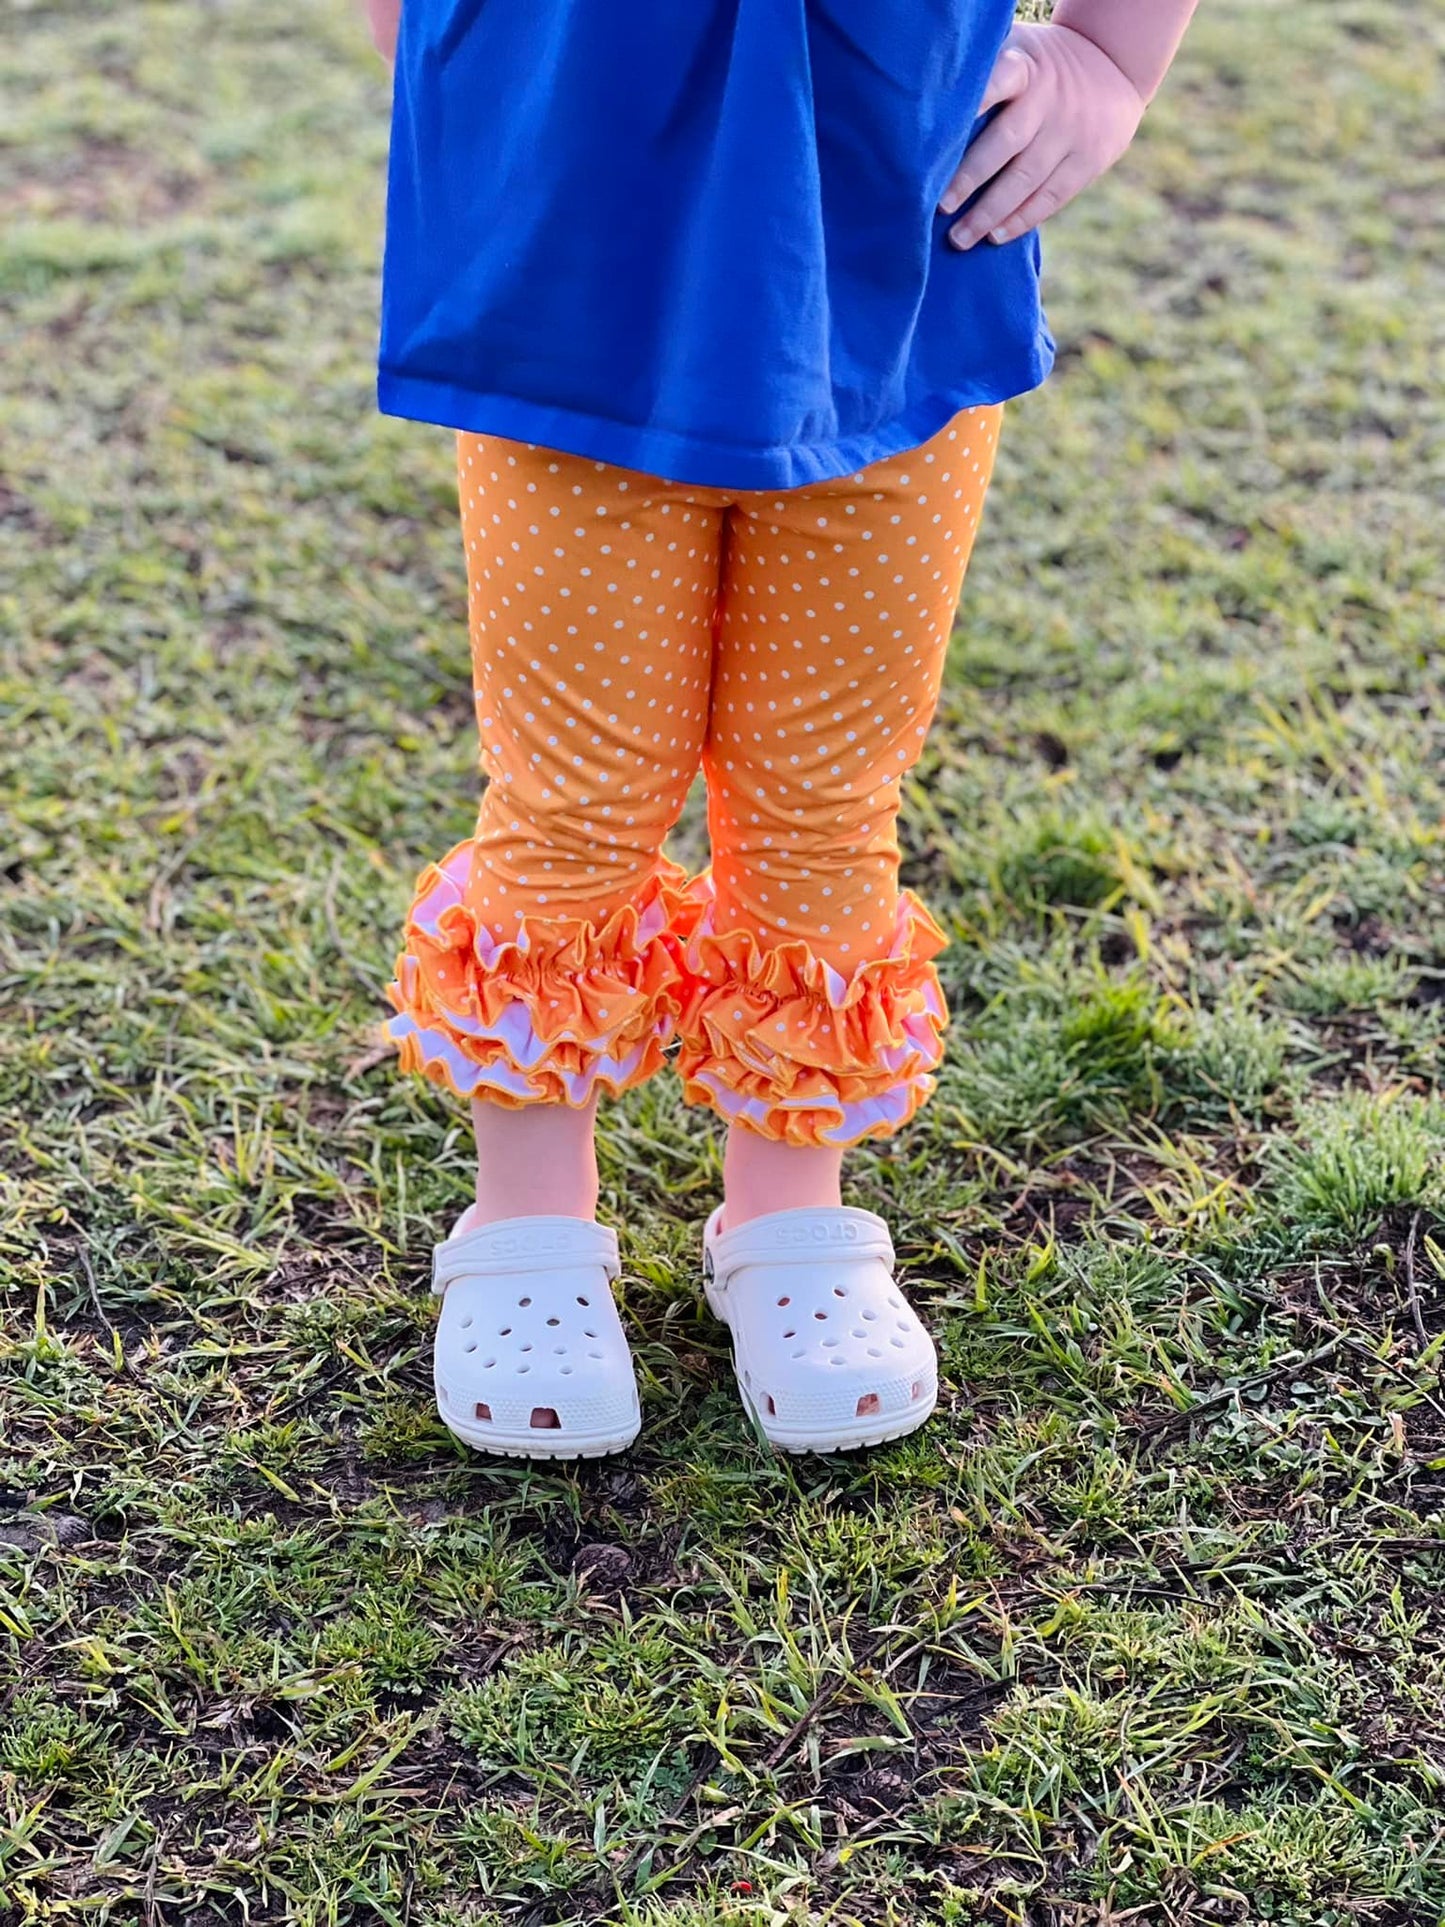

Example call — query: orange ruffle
[673,878,951,1147]
[387,843,691,1108]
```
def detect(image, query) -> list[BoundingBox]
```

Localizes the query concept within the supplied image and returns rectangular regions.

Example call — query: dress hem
[375,342,1054,491]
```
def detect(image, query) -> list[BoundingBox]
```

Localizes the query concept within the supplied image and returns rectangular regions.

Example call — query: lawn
[2,1,1443,1922]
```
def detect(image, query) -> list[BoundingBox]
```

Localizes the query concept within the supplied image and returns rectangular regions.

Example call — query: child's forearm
[364,0,400,63]
[1051,0,1200,101]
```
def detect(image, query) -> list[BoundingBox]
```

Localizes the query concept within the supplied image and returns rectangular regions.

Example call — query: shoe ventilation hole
[576,1295,590,1307]
[833,1286,847,1298]
[482,1357,496,1370]
[856,1393,880,1417]
[792,1348,805,1359]
[743,1368,751,1386]
[588,1349,603,1360]
[552,1346,567,1356]
[518,1364,531,1374]
[560,1365,574,1376]
[765,1395,777,1416]
[520,1343,534,1353]
[464,1341,477,1353]
[829,1356,845,1367]
[814,1310,827,1322]
[851,1328,866,1339]
[530,1407,560,1429]
[460,1316,473,1329]
[896,1320,910,1332]
[910,1381,923,1400]
[867,1347,882,1358]
[499,1326,512,1337]
[546,1317,561,1327]
[861,1309,877,1322]
[474,1402,492,1422]
[887,1295,900,1309]
[777,1295,791,1307]
[822,1337,839,1349]
[782,1328,796,1339]
[583,1329,597,1339]
[519,1296,532,1307]
[890,1336,905,1348]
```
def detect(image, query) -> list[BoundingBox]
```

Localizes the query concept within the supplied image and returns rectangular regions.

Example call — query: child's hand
[364,0,401,62]
[940,22,1146,250]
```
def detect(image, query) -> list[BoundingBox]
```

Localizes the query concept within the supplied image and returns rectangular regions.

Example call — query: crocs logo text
[776,1221,860,1246]
[483,1232,584,1258]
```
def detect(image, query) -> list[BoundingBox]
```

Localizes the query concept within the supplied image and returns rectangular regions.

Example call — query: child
[366,0,1198,1459]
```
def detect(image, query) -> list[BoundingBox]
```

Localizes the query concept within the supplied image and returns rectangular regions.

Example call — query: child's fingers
[946,139,1064,250]
[978,41,1032,116]
[975,155,1085,246]
[938,104,1035,217]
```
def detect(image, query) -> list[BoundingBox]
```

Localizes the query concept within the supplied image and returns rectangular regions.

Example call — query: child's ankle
[455,1196,598,1235]
[722,1124,844,1230]
[465,1094,600,1230]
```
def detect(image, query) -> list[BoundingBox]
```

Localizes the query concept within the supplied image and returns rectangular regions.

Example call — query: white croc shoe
[703,1205,938,1453]
[432,1215,641,1459]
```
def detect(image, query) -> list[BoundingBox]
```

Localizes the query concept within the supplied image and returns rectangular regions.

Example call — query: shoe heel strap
[711,1218,894,1281]
[432,1223,620,1295]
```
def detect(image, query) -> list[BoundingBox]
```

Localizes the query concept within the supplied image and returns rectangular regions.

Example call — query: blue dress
[378,0,1053,491]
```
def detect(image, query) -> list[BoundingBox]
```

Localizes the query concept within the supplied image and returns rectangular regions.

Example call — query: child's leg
[681,406,1003,1210]
[470,1089,600,1226]
[389,436,724,1221]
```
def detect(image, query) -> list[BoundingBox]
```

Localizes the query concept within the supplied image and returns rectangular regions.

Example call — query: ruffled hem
[673,876,950,1148]
[387,843,691,1107]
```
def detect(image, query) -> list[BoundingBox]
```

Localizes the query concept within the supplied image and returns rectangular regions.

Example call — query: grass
[2,0,1444,1921]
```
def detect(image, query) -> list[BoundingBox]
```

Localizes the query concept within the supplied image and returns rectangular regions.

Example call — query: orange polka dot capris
[387,407,1002,1147]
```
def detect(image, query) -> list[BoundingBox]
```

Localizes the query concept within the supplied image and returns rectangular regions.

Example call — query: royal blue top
[378,0,1054,491]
